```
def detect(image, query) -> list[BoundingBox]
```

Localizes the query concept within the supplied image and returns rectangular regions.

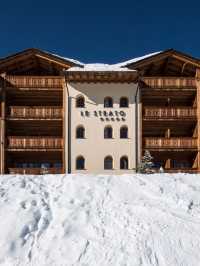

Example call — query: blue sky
[0,0,199,64]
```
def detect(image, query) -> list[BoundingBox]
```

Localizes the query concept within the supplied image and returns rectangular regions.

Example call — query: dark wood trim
[62,77,66,174]
[135,83,139,170]
[1,87,5,174]
[68,96,72,173]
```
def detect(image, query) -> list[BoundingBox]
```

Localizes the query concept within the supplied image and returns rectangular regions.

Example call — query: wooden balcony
[142,77,196,89]
[143,137,197,150]
[7,137,63,150]
[8,167,63,174]
[143,107,197,120]
[163,168,198,173]
[8,106,63,119]
[5,76,63,88]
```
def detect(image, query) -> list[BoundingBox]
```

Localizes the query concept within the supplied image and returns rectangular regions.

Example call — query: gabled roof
[115,51,162,68]
[0,48,83,74]
[117,49,200,69]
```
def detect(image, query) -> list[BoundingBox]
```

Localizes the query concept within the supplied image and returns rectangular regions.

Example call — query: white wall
[67,82,139,174]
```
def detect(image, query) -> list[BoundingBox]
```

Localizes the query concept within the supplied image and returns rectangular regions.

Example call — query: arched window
[76,126,85,139]
[120,156,128,169]
[76,96,85,108]
[120,126,128,138]
[104,156,113,170]
[76,156,85,170]
[120,97,129,108]
[104,126,113,139]
[104,97,113,108]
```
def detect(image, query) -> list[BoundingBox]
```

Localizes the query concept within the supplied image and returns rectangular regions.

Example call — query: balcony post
[165,159,171,169]
[0,83,5,174]
[165,129,171,138]
[195,69,200,170]
[62,77,66,174]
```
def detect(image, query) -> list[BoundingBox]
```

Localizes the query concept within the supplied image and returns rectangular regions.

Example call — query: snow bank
[0,173,200,266]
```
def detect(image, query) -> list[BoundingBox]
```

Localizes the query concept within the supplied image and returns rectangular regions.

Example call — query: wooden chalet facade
[124,49,200,173]
[0,48,80,174]
[0,48,200,174]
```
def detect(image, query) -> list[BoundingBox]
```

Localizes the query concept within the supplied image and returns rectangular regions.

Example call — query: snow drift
[0,173,200,266]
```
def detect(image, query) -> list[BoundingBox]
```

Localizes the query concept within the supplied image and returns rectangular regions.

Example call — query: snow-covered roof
[67,51,162,71]
[51,53,84,66]
[116,51,162,67]
[67,63,136,72]
[49,50,163,71]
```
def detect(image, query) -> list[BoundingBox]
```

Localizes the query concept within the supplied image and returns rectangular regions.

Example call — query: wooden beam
[1,88,5,174]
[161,58,169,74]
[195,68,200,171]
[172,54,200,68]
[62,76,66,174]
[35,54,71,69]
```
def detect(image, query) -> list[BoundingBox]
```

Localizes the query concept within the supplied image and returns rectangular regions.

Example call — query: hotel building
[0,48,199,174]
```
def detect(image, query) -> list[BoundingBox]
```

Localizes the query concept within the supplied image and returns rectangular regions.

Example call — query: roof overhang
[124,49,200,69]
[66,71,138,83]
[0,48,83,74]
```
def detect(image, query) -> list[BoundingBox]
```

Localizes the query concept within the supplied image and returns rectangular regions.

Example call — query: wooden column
[138,86,143,167]
[165,159,171,169]
[165,128,171,138]
[135,83,142,170]
[61,76,66,174]
[193,153,198,169]
[195,69,200,171]
[0,85,5,174]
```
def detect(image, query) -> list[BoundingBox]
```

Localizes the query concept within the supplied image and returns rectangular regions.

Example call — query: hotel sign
[80,110,126,121]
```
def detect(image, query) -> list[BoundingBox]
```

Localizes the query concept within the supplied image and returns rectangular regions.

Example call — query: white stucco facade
[65,82,140,174]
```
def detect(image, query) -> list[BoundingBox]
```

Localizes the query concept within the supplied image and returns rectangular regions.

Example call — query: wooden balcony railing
[5,76,63,88]
[8,168,63,175]
[142,77,196,88]
[8,106,63,119]
[7,137,63,149]
[143,107,197,119]
[143,138,197,149]
[164,169,198,173]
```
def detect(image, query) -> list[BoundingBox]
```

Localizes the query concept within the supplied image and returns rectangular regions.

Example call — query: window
[104,156,113,170]
[76,96,85,108]
[120,126,128,138]
[120,156,129,169]
[104,126,113,139]
[104,97,113,108]
[76,156,85,170]
[76,126,85,139]
[120,97,129,108]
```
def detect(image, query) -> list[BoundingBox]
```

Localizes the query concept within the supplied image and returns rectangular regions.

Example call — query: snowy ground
[0,174,200,266]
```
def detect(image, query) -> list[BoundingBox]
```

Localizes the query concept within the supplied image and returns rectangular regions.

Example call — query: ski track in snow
[0,174,200,265]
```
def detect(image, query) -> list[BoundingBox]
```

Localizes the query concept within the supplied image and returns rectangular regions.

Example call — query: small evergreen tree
[159,166,164,173]
[41,164,48,175]
[138,150,154,174]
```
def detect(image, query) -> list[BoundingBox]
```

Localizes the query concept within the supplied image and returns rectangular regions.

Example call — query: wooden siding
[9,106,62,119]
[143,107,197,119]
[5,76,63,88]
[7,137,63,149]
[143,137,197,149]
[142,77,196,88]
